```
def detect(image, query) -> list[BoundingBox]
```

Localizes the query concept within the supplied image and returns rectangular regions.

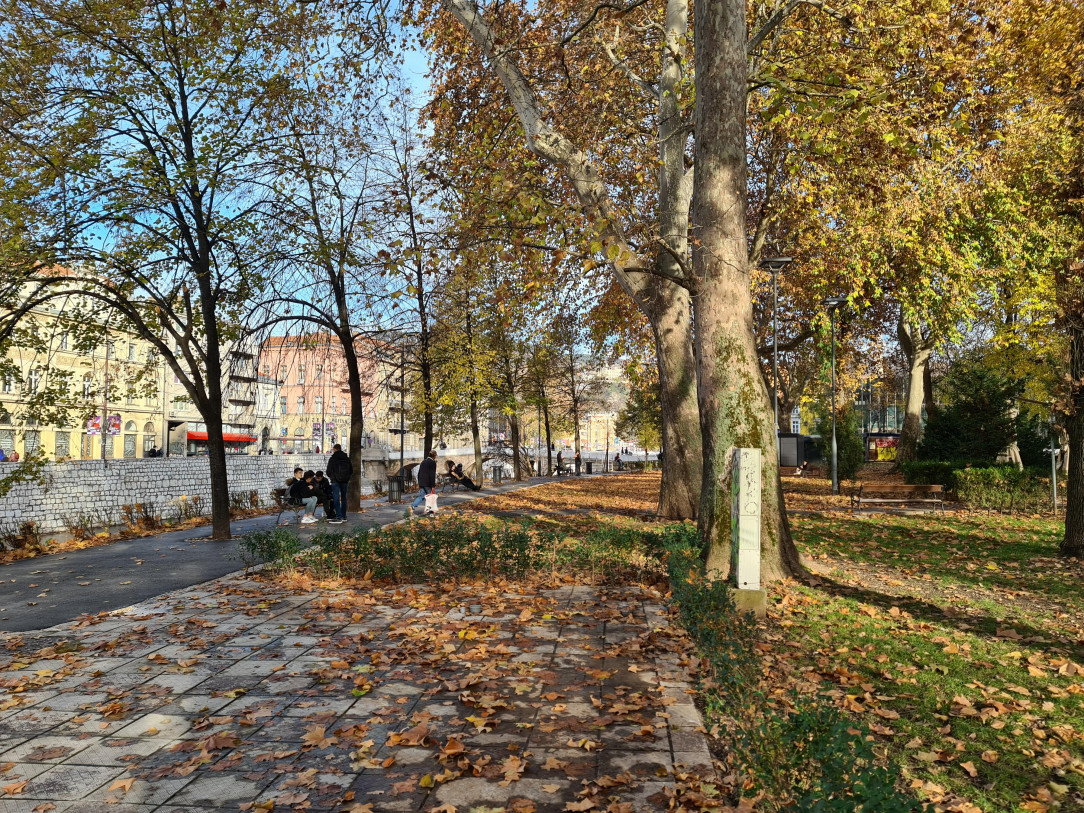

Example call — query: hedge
[901,461,1061,513]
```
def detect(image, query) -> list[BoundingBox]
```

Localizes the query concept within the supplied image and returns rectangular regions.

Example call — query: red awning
[186,431,257,443]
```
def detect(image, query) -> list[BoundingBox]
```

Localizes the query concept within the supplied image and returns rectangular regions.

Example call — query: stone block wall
[0,452,387,535]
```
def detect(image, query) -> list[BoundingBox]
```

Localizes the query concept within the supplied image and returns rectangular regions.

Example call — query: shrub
[0,520,45,554]
[899,460,971,490]
[813,406,865,481]
[238,527,304,571]
[955,466,1058,513]
[918,364,1018,464]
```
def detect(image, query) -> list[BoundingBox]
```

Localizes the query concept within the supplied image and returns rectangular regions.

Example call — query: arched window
[143,422,155,434]
[124,420,137,432]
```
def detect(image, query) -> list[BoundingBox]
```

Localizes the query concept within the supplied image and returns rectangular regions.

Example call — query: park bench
[273,487,304,526]
[440,474,467,493]
[850,483,945,512]
[553,462,573,477]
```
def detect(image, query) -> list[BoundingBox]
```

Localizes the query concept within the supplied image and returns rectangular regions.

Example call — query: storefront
[185,428,257,456]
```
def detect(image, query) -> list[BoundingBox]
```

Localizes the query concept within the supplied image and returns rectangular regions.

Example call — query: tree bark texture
[692,0,802,582]
[1060,262,1084,557]
[645,291,701,517]
[896,315,935,465]
[342,339,365,513]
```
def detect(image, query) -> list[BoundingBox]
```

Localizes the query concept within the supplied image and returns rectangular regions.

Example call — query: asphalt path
[0,473,606,634]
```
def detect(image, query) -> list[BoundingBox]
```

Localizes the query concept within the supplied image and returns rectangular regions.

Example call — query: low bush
[955,466,1059,513]
[248,518,556,582]
[903,461,1060,512]
[663,532,927,811]
[238,526,304,571]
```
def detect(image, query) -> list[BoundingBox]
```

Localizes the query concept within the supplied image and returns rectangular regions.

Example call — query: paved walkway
[0,476,610,634]
[0,570,715,811]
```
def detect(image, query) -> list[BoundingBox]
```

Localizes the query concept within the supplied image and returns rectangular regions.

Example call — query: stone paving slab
[0,568,717,812]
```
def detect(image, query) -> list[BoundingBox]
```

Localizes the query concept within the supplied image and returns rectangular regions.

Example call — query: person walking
[412,449,438,515]
[326,443,352,524]
[574,451,581,475]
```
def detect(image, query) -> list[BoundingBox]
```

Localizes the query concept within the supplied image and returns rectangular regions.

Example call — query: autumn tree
[0,0,335,537]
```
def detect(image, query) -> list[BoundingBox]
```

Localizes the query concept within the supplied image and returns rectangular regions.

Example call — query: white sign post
[730,448,767,616]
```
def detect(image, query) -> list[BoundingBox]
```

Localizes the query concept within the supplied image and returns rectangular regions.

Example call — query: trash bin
[585,461,593,474]
[387,475,403,503]
[492,465,503,486]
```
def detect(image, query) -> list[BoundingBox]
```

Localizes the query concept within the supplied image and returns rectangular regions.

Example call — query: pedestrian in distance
[574,451,581,475]
[326,443,352,524]
[412,449,438,515]
[290,470,319,524]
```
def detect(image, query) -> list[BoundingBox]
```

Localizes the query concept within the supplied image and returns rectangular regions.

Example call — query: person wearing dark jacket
[326,444,352,523]
[289,470,319,524]
[313,470,334,518]
[411,449,438,514]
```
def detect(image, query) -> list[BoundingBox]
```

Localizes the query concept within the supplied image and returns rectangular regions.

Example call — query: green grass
[786,512,1084,812]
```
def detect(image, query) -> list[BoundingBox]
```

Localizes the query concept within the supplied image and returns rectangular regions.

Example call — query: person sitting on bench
[447,460,481,491]
[289,470,320,524]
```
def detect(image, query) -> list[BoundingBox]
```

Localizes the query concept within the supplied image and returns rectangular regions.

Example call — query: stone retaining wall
[0,453,385,535]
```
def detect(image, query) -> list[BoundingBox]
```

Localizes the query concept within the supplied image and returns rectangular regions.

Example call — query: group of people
[409,451,483,517]
[284,443,353,525]
[0,450,18,462]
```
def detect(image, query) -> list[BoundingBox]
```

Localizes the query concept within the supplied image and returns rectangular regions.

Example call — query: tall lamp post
[762,256,793,434]
[822,296,847,495]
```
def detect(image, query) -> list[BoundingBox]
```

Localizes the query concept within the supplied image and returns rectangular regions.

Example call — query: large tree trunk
[692,0,801,582]
[645,289,701,518]
[1060,262,1084,557]
[543,394,553,475]
[509,411,525,480]
[203,404,232,540]
[342,339,365,513]
[896,315,935,464]
[470,395,483,481]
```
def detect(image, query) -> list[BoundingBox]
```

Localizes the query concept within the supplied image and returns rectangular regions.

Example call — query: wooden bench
[850,483,945,512]
[273,488,304,526]
[440,474,467,494]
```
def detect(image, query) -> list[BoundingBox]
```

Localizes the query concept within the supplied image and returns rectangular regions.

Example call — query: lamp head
[822,296,847,311]
[762,256,793,272]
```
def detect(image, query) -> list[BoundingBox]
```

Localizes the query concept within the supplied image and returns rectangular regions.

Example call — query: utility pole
[823,296,847,495]
[100,337,109,460]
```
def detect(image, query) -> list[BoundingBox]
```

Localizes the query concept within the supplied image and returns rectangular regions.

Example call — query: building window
[0,429,14,456]
[1,375,12,394]
[279,365,287,382]
[59,333,69,351]
[331,395,336,414]
[790,406,801,434]
[298,365,305,385]
[315,396,323,413]
[102,434,114,459]
[315,364,323,382]
[296,396,304,414]
[262,364,270,376]
[83,374,94,398]
[55,431,70,458]
[128,343,136,362]
[27,369,41,393]
[280,396,287,415]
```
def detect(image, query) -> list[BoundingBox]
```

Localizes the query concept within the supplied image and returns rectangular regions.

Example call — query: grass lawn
[458,473,1084,812]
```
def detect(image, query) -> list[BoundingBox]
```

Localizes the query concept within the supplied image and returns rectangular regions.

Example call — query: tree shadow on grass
[808,573,1084,659]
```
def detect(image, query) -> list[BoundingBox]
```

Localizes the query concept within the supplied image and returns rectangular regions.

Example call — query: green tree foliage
[814,406,864,482]
[918,363,1018,465]
[615,371,661,458]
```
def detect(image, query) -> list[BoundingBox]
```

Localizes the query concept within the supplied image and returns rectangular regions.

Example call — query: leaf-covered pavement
[0,570,721,812]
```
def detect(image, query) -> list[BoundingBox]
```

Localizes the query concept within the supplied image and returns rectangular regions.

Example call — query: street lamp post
[822,296,847,495]
[762,257,793,434]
